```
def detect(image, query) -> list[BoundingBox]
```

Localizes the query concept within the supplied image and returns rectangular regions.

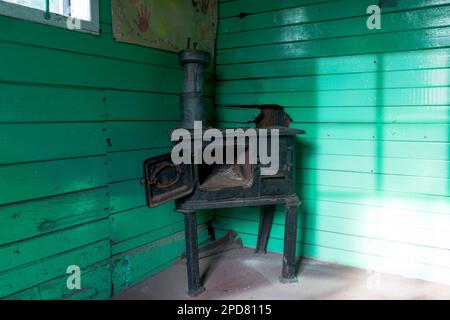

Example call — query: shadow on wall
[295,135,312,266]
[292,57,318,271]
[447,54,450,210]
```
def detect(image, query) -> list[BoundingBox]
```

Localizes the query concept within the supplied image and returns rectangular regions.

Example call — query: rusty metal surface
[143,153,193,208]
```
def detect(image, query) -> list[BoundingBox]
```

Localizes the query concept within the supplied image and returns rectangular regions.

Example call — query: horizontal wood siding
[0,0,212,299]
[214,0,450,284]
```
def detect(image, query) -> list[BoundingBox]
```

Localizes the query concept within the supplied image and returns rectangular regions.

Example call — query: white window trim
[0,0,99,35]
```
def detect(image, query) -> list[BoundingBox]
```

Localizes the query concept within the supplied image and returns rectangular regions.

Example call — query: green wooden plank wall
[214,0,450,284]
[0,0,211,299]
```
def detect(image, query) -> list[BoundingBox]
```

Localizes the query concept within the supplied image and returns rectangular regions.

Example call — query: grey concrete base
[112,247,450,300]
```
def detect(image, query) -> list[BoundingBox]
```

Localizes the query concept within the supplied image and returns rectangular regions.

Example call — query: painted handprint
[198,0,210,14]
[133,4,150,33]
[192,0,210,14]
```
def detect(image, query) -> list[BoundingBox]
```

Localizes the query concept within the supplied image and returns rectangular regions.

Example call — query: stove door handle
[148,161,182,189]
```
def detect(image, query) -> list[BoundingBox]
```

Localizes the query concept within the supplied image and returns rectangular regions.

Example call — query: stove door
[143,153,193,208]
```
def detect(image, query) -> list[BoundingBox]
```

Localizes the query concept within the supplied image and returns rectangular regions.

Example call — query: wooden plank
[107,148,170,183]
[216,121,256,128]
[296,139,449,161]
[215,216,450,263]
[0,16,178,69]
[0,7,214,74]
[293,123,449,142]
[216,87,450,107]
[106,90,179,121]
[217,198,450,232]
[105,90,214,121]
[216,48,450,80]
[0,123,106,165]
[287,106,450,124]
[217,27,450,64]
[217,105,450,124]
[99,0,113,24]
[216,212,450,250]
[0,156,108,205]
[219,0,450,34]
[0,219,109,272]
[112,212,212,255]
[4,262,111,300]
[110,203,182,244]
[0,41,183,93]
[298,153,449,179]
[297,168,449,197]
[214,107,261,123]
[107,121,176,152]
[212,187,449,222]
[213,0,450,290]
[113,257,176,295]
[112,220,186,256]
[218,5,450,49]
[0,188,108,246]
[0,240,109,298]
[298,184,450,215]
[216,68,450,94]
[219,0,335,18]
[301,199,450,230]
[108,179,146,213]
[0,84,106,123]
[0,0,214,300]
[111,226,209,294]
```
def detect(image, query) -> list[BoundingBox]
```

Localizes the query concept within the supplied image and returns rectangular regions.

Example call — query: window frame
[0,0,99,35]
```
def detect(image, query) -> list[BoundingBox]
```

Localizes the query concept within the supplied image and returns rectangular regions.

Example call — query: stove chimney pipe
[178,49,211,129]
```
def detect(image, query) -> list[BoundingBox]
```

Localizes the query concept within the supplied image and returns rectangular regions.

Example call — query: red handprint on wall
[133,4,150,33]
[198,0,209,14]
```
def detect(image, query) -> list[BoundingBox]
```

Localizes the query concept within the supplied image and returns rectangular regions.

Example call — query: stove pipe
[178,49,211,129]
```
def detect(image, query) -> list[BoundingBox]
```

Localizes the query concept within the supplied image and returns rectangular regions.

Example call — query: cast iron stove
[142,49,304,296]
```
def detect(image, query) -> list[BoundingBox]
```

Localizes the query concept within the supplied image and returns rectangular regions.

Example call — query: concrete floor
[113,247,450,300]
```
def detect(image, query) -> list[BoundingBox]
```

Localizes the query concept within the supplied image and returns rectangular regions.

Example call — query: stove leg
[255,205,275,254]
[184,211,205,297]
[280,197,300,283]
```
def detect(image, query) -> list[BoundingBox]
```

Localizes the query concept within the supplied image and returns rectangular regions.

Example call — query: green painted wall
[0,1,211,299]
[214,0,450,285]
[2,0,450,299]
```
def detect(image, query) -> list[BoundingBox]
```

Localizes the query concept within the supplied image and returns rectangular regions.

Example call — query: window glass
[0,0,98,33]
[2,0,91,21]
